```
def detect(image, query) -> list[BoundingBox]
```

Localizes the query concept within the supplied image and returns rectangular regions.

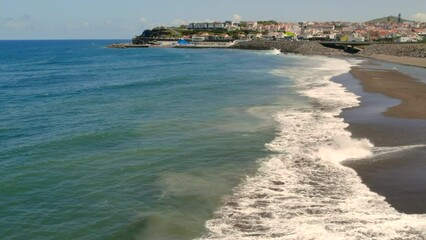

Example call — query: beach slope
[350,67,426,119]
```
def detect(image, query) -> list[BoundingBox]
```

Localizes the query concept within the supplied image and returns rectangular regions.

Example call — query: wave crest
[200,56,426,239]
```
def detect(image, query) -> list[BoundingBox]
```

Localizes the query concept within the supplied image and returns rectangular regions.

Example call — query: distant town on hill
[133,14,426,44]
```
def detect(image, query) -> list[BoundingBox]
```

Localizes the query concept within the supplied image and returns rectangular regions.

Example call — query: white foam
[265,48,282,55]
[372,144,426,159]
[200,55,426,239]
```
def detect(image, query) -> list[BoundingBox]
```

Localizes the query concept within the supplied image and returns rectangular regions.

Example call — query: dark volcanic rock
[357,43,426,58]
[231,40,349,56]
[232,40,426,58]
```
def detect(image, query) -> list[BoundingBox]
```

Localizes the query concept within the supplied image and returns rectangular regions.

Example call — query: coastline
[107,40,426,215]
[108,40,426,69]
[4,39,426,239]
[336,59,426,214]
[203,54,426,239]
[231,41,426,69]
[363,54,426,68]
[350,66,426,119]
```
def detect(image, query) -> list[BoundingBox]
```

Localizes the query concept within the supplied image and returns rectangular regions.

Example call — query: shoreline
[203,54,426,239]
[350,66,426,119]
[105,42,426,214]
[337,60,426,214]
[108,40,426,69]
[362,54,426,68]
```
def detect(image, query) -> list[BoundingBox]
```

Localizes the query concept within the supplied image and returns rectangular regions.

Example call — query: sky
[1,0,425,39]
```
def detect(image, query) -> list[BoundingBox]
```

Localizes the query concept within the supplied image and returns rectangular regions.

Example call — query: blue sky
[1,0,425,39]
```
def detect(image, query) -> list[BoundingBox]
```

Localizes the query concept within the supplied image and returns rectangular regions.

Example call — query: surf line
[200,55,426,240]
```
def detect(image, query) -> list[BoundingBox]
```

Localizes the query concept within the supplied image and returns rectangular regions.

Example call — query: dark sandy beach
[337,61,426,214]
[367,54,426,69]
[350,66,426,119]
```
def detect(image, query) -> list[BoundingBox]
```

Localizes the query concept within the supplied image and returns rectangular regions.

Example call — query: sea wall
[231,40,349,56]
[231,40,426,58]
[357,43,426,58]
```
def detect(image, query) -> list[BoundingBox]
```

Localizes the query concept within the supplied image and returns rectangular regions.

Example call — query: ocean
[1,40,425,240]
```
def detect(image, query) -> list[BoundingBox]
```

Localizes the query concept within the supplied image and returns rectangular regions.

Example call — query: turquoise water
[0,41,302,239]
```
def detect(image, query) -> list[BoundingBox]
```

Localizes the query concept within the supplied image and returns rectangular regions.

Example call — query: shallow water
[202,56,426,240]
[0,41,304,239]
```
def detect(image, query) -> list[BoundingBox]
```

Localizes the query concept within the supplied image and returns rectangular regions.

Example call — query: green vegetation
[257,20,278,25]
[139,27,182,38]
[135,25,263,41]
[284,32,296,37]
[334,23,350,29]
[366,16,411,23]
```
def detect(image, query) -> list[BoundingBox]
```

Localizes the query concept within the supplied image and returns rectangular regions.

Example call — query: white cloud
[67,22,79,30]
[412,12,426,22]
[233,14,242,22]
[140,17,148,23]
[66,22,92,30]
[4,20,27,30]
[102,20,114,28]
[3,15,31,30]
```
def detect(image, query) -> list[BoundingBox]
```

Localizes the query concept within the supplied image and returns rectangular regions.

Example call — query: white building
[187,22,225,30]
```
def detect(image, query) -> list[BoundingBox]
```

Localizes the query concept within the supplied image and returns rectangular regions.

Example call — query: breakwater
[231,40,349,56]
[231,40,426,58]
[357,43,426,58]
[107,43,149,48]
[108,40,426,61]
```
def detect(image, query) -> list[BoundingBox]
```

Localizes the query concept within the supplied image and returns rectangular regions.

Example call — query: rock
[231,40,349,56]
[357,43,426,58]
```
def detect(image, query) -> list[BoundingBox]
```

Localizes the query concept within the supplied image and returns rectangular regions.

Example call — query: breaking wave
[200,56,426,239]
[265,48,282,55]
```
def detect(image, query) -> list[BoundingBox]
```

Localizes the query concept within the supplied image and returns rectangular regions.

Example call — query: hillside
[366,15,411,23]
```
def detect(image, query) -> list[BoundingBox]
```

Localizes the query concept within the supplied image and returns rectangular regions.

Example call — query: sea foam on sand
[200,56,426,240]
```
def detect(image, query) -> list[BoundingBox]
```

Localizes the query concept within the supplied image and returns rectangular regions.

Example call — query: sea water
[1,40,425,240]
[201,55,426,239]
[0,40,301,239]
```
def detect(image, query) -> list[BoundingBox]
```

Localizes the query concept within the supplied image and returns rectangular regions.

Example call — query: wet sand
[347,147,426,214]
[335,62,426,214]
[368,54,426,68]
[350,67,426,119]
